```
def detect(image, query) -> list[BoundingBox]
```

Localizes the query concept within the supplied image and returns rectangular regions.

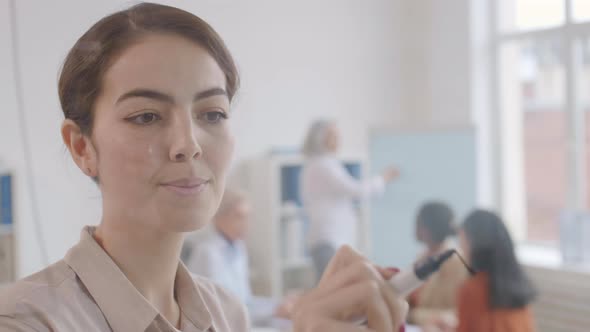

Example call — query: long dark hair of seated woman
[462,209,537,308]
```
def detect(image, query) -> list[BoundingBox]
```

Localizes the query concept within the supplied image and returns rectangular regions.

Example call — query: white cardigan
[300,155,385,249]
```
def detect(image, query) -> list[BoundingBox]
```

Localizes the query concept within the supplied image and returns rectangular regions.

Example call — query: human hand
[382,166,400,183]
[291,245,408,331]
[274,291,302,319]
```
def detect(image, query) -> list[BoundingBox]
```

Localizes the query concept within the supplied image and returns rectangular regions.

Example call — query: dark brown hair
[58,2,239,135]
[462,209,536,308]
[416,201,456,244]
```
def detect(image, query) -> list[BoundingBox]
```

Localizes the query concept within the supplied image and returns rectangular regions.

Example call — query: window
[498,0,565,32]
[573,0,590,22]
[495,0,590,245]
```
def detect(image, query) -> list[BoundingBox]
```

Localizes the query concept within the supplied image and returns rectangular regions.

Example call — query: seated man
[183,189,295,328]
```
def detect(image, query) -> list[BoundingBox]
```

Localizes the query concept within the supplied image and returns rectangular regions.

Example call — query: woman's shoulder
[439,252,469,279]
[458,272,489,304]
[0,260,101,331]
[189,273,250,329]
[462,271,487,288]
[0,260,74,311]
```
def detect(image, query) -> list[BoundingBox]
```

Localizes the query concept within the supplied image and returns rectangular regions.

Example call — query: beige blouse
[408,242,468,325]
[0,227,249,332]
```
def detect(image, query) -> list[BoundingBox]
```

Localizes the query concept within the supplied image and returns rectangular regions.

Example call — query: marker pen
[389,249,459,297]
[356,249,473,326]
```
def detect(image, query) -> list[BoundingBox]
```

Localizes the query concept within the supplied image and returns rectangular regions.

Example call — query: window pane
[576,38,590,209]
[573,0,590,22]
[499,39,567,245]
[578,38,590,112]
[498,0,565,32]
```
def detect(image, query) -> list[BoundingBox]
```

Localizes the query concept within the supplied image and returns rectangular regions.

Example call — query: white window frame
[491,0,590,247]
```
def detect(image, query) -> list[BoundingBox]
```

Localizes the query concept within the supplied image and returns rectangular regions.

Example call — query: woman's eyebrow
[116,89,173,104]
[194,87,227,101]
[115,87,228,105]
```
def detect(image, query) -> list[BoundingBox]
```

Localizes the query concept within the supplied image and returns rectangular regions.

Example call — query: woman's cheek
[99,133,156,184]
[206,129,235,176]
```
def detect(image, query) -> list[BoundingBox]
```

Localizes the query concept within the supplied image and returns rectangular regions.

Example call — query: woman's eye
[128,112,160,125]
[201,111,228,124]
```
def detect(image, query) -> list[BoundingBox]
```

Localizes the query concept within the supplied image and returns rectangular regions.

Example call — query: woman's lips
[161,177,209,196]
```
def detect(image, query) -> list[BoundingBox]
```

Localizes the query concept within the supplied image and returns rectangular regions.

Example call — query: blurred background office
[2,0,590,331]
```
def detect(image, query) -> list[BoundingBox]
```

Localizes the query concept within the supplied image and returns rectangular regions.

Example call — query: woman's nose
[169,116,202,162]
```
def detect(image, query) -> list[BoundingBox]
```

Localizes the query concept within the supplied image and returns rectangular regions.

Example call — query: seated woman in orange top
[455,209,537,332]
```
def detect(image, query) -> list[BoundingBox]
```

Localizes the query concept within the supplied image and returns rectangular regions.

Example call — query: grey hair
[302,120,335,157]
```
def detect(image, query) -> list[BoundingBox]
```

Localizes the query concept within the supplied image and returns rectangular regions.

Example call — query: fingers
[318,245,361,285]
[391,299,408,330]
[375,266,400,280]
[317,259,383,296]
[318,246,405,320]
[293,245,408,332]
[369,272,406,330]
[363,283,394,332]
[294,280,392,332]
[375,265,407,329]
[376,269,407,329]
[320,246,391,287]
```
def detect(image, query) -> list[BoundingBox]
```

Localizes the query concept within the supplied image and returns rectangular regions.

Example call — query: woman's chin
[161,210,213,233]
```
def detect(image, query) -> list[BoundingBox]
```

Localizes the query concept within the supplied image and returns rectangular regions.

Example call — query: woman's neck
[427,241,447,255]
[94,217,183,328]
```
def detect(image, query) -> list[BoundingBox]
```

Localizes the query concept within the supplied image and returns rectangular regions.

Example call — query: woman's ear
[61,119,98,178]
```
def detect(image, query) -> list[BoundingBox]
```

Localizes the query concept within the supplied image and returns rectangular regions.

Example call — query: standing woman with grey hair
[301,120,399,280]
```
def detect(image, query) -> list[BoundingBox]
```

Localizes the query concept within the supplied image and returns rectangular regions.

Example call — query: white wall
[397,0,496,209]
[0,0,403,276]
[397,0,472,127]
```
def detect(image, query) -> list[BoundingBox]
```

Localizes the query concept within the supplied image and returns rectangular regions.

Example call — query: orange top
[456,272,535,332]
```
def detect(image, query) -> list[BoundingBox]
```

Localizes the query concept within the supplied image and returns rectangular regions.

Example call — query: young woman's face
[89,34,234,232]
[325,124,340,153]
[415,221,429,245]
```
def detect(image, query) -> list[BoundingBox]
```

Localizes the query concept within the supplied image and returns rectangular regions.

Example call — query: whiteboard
[369,128,477,267]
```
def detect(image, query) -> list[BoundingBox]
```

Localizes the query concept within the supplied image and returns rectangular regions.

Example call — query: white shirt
[300,155,385,248]
[184,226,280,326]
[185,226,251,303]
